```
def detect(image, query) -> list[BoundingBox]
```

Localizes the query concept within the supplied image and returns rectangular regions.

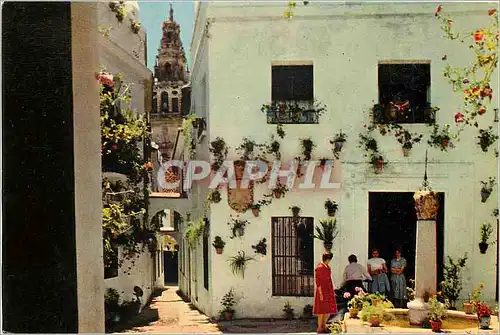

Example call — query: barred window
[272,217,314,296]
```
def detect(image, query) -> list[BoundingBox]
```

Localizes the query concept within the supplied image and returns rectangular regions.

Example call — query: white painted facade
[182,2,499,319]
[98,2,164,310]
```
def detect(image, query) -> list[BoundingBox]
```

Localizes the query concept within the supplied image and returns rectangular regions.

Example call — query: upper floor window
[377,62,432,124]
[266,64,319,124]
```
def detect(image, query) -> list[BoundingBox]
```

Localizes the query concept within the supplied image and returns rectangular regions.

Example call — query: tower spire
[169,4,174,21]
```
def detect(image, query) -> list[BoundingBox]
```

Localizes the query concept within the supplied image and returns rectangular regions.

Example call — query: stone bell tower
[150,4,191,194]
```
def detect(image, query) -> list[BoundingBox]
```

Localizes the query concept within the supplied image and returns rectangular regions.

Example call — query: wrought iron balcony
[266,109,320,124]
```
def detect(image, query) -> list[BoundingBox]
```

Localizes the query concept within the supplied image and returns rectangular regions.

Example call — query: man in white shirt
[340,254,372,298]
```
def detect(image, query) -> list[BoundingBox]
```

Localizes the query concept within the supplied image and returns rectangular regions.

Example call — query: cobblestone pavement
[122,286,221,333]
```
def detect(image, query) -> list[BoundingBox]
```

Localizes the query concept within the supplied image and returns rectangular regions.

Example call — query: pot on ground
[429,320,442,332]
[369,314,381,327]
[478,316,491,329]
[224,311,233,321]
[463,302,474,314]
[479,242,489,254]
[348,308,359,319]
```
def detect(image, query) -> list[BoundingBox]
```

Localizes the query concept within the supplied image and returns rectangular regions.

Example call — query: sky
[139,1,195,72]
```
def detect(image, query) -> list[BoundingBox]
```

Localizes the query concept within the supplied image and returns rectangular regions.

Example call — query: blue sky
[139,1,195,71]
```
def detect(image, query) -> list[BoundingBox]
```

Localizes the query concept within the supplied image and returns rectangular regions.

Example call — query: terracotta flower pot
[251,208,260,217]
[327,209,336,217]
[291,208,300,217]
[479,242,489,254]
[478,316,491,329]
[374,161,384,174]
[216,248,223,255]
[369,314,381,327]
[273,191,281,199]
[430,320,442,332]
[348,308,359,319]
[463,302,474,314]
[402,147,410,157]
[224,311,233,321]
[324,242,333,252]
[481,190,491,203]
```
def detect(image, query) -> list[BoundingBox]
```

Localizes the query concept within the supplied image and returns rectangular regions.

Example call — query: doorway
[368,192,445,290]
[164,250,179,284]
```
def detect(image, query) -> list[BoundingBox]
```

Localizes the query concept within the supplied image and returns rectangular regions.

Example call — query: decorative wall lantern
[414,150,440,220]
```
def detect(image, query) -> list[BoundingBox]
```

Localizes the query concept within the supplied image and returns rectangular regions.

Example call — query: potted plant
[463,294,474,314]
[394,129,423,157]
[272,182,288,199]
[283,301,295,320]
[474,301,492,329]
[479,223,494,254]
[346,289,364,319]
[251,238,267,256]
[220,289,236,321]
[370,153,387,174]
[314,218,339,251]
[332,130,347,152]
[480,177,496,203]
[300,138,315,161]
[440,253,467,310]
[477,126,498,152]
[303,304,313,319]
[319,157,328,169]
[228,251,254,278]
[290,205,301,218]
[428,296,448,332]
[266,137,281,160]
[324,199,338,217]
[209,137,228,172]
[130,20,141,34]
[228,217,249,239]
[360,304,384,327]
[207,189,222,203]
[250,203,261,217]
[428,124,454,151]
[212,236,226,254]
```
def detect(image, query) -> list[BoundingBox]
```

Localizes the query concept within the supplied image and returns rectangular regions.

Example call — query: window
[377,62,432,123]
[272,65,313,101]
[272,217,314,296]
[160,91,169,113]
[171,97,179,114]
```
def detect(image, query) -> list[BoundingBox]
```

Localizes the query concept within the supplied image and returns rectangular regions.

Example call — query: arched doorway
[164,234,179,284]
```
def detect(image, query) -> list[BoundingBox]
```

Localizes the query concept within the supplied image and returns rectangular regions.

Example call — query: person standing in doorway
[313,252,337,333]
[340,254,372,298]
[390,248,407,308]
[367,248,391,296]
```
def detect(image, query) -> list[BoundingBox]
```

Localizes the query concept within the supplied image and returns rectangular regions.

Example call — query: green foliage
[228,217,249,239]
[220,289,237,315]
[130,19,141,34]
[314,218,339,244]
[251,238,267,256]
[182,114,198,159]
[228,251,254,278]
[185,218,205,249]
[109,2,127,22]
[480,223,494,243]
[209,137,228,171]
[300,138,315,161]
[478,126,498,152]
[429,296,448,321]
[212,236,226,249]
[283,301,295,319]
[428,124,455,151]
[480,177,496,192]
[440,253,468,308]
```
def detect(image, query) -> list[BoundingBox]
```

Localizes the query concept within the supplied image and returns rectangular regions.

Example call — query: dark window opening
[152,94,158,114]
[272,65,313,102]
[203,218,210,291]
[160,92,169,113]
[272,217,314,297]
[104,242,119,279]
[377,63,431,124]
[171,97,179,114]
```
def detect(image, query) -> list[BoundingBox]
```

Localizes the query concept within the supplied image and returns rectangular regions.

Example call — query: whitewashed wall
[188,2,498,317]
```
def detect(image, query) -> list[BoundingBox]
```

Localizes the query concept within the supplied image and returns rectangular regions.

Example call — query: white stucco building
[180,2,499,319]
[98,1,165,309]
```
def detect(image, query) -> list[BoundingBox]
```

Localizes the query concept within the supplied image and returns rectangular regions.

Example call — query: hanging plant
[477,126,498,152]
[207,188,222,204]
[228,251,254,278]
[276,123,286,139]
[393,127,423,157]
[428,124,455,151]
[182,114,198,159]
[251,238,267,256]
[319,157,328,168]
[300,138,315,161]
[331,130,347,159]
[209,137,228,171]
[212,236,226,254]
[480,177,496,203]
[266,136,281,160]
[185,218,205,249]
[249,199,271,217]
[272,181,288,199]
[370,153,388,174]
[290,206,301,221]
[228,217,249,239]
[324,199,338,217]
[236,137,260,161]
[314,218,339,252]
[358,131,378,153]
[479,223,494,254]
[130,20,141,34]
[109,2,127,23]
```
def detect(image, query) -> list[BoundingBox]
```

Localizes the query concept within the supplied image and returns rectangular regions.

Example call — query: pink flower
[343,292,351,299]
[355,287,362,292]
[111,144,118,150]
[435,5,442,16]
[95,72,114,87]
[454,112,464,123]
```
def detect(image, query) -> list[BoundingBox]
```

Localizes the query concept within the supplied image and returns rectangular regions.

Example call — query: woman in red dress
[314,252,337,333]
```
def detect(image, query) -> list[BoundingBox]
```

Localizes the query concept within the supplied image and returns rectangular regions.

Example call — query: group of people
[312,248,407,333]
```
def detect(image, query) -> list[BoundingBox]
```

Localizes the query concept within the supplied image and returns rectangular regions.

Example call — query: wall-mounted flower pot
[374,161,384,174]
[273,191,281,199]
[430,320,442,332]
[479,242,489,254]
[291,208,300,217]
[251,208,260,217]
[224,311,233,321]
[481,190,491,203]
[216,248,223,255]
[402,147,410,157]
[334,141,344,152]
[327,210,337,217]
[324,242,333,252]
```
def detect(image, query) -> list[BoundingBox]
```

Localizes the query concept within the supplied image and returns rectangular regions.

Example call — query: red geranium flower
[479,107,486,115]
[95,72,114,87]
[474,30,485,42]
[435,5,442,16]
[144,162,153,169]
[454,112,464,123]
[482,86,493,99]
[475,302,492,317]
[488,9,497,16]
[111,144,118,150]
[442,139,449,147]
